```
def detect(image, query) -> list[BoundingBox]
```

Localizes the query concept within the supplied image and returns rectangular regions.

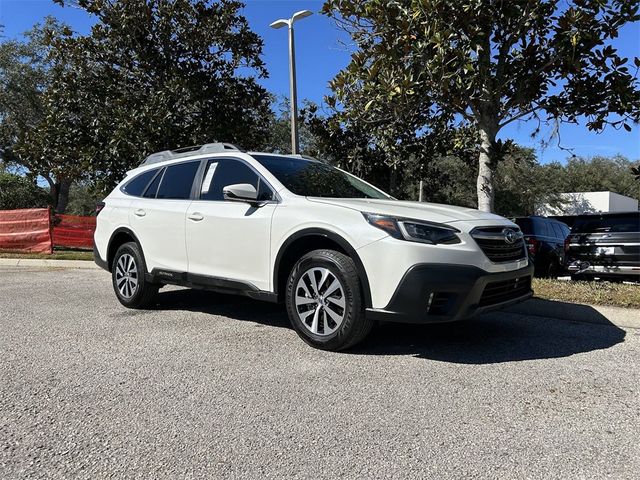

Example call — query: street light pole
[270,10,313,155]
[287,22,299,155]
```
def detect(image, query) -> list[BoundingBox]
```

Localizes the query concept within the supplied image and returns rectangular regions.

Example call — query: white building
[537,191,639,216]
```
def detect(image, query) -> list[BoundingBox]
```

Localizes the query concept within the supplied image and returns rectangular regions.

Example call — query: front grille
[479,276,531,307]
[471,227,526,263]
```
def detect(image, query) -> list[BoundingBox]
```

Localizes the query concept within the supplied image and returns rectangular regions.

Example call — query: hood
[307,197,508,225]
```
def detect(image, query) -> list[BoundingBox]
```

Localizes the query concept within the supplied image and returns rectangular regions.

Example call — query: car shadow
[153,289,626,364]
[154,287,291,329]
[351,301,627,364]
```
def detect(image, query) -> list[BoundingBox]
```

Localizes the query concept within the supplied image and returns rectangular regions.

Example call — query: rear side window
[200,159,273,201]
[534,218,552,237]
[122,169,159,196]
[143,168,164,198]
[156,161,200,200]
[551,222,566,239]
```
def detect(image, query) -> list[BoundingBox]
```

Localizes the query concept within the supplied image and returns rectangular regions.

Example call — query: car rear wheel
[285,249,373,351]
[112,242,159,309]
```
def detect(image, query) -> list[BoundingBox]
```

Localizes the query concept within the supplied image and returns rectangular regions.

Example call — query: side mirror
[223,183,258,204]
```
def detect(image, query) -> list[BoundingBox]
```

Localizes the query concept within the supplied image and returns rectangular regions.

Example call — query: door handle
[134,209,146,217]
[188,212,204,222]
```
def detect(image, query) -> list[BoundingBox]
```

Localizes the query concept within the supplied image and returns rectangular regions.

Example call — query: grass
[533,278,640,309]
[0,249,93,261]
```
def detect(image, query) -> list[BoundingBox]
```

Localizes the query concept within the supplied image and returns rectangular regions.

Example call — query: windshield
[252,155,391,199]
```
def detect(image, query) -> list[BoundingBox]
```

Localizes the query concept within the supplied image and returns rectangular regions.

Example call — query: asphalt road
[1,266,638,479]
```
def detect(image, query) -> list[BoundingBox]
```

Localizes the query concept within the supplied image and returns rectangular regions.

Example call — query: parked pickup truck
[565,212,640,282]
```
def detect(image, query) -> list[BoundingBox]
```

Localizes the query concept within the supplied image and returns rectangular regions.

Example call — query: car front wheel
[285,249,373,351]
[111,242,159,309]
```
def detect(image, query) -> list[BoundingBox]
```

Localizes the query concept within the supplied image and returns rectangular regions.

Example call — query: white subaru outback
[94,143,533,350]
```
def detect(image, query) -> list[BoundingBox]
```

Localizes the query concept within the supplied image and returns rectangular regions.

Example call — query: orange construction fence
[52,214,96,250]
[0,208,96,253]
[0,208,53,253]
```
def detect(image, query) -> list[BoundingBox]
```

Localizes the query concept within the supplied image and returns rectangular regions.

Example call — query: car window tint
[156,161,200,200]
[143,168,164,198]
[540,219,553,237]
[201,159,273,201]
[122,169,158,196]
[572,213,640,233]
[551,222,564,239]
[514,218,533,234]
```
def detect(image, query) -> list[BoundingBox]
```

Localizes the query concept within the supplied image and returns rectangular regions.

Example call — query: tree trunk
[476,121,498,212]
[45,176,72,213]
[56,179,72,214]
[389,167,397,196]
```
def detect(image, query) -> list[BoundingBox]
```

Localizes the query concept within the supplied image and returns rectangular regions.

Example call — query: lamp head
[269,19,289,29]
[291,10,313,23]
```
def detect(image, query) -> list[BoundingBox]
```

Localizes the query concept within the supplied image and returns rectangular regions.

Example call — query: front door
[185,158,277,291]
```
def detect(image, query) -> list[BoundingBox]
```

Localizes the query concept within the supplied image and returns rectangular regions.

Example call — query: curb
[0,258,100,270]
[503,297,640,330]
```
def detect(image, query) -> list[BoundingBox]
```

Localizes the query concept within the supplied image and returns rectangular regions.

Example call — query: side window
[535,218,551,237]
[551,222,564,239]
[122,169,159,196]
[143,168,164,198]
[200,159,273,201]
[156,161,200,200]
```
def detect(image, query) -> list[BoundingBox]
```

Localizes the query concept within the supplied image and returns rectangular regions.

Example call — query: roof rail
[140,143,241,166]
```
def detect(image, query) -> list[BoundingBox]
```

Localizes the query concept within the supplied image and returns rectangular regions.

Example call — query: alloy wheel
[295,267,346,336]
[115,253,138,299]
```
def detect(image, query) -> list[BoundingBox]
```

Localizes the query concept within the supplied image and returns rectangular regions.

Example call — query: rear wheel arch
[273,228,372,307]
[107,228,143,272]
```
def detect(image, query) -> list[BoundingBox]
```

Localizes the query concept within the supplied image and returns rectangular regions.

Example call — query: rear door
[130,160,201,273]
[185,157,276,291]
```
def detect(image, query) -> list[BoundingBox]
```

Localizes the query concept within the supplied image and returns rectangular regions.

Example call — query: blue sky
[1,0,638,163]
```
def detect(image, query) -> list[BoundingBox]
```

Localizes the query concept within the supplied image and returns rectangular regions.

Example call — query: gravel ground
[1,266,638,479]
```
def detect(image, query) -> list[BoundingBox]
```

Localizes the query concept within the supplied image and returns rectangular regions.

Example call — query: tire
[111,241,159,309]
[285,249,373,351]
[545,258,560,279]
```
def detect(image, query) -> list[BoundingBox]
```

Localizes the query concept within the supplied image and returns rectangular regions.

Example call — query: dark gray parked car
[565,212,640,282]
[513,216,570,278]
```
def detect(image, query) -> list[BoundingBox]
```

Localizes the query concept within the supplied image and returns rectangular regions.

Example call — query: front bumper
[366,263,534,324]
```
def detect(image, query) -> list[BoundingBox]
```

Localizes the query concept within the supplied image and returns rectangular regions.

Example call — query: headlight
[362,213,461,245]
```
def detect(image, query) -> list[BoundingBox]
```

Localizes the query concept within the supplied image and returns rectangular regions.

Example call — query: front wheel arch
[273,228,372,308]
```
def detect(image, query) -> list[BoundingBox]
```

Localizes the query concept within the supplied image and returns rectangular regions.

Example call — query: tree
[16,0,272,197]
[554,155,640,201]
[322,0,640,211]
[0,172,50,210]
[66,182,103,216]
[0,18,75,210]
[262,97,321,155]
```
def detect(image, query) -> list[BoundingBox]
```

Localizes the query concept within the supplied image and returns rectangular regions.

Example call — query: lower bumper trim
[366,263,534,324]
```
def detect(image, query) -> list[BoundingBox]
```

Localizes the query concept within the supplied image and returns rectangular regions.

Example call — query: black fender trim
[93,238,109,271]
[105,227,144,272]
[273,228,372,307]
[147,268,278,302]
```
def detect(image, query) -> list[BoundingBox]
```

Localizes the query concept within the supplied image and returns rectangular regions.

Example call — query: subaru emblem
[503,228,517,244]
